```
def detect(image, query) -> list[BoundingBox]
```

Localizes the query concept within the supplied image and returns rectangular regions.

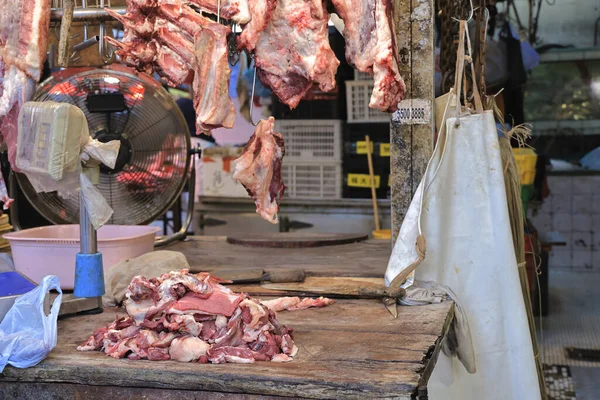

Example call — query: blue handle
[73,253,105,298]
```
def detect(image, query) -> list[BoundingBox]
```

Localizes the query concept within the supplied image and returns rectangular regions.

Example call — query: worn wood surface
[167,236,391,278]
[226,233,369,248]
[260,277,405,299]
[390,0,435,240]
[0,301,454,400]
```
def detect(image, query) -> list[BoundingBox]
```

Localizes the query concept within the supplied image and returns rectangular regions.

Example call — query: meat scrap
[78,270,310,364]
[260,296,335,312]
[232,117,285,223]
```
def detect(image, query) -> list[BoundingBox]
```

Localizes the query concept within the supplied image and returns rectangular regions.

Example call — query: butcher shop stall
[0,0,546,398]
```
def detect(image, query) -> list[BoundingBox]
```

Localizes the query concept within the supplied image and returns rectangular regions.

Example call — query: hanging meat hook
[98,0,113,63]
[452,0,474,23]
[248,61,259,127]
[228,22,241,66]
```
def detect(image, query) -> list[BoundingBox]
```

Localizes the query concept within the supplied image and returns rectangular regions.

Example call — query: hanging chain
[439,0,467,94]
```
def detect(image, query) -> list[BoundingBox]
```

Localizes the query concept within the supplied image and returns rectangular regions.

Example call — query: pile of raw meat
[0,0,51,207]
[78,269,334,363]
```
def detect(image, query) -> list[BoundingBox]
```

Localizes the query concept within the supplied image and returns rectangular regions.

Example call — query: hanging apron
[385,21,541,400]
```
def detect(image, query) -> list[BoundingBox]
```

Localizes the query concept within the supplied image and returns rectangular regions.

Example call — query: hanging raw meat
[232,117,285,223]
[238,0,340,109]
[330,0,405,111]
[193,23,236,131]
[0,0,50,206]
[78,270,333,363]
[187,0,251,24]
[369,0,405,112]
[106,0,237,130]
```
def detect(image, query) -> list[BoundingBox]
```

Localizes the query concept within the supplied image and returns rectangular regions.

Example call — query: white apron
[385,21,541,400]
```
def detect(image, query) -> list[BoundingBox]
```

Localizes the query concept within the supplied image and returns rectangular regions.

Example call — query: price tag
[356,141,374,155]
[347,173,380,188]
[379,143,390,157]
[393,99,431,125]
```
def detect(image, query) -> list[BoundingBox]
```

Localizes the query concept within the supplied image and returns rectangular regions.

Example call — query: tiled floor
[537,270,600,368]
[538,269,600,399]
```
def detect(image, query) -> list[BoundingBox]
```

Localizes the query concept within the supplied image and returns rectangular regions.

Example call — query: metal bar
[50,7,126,22]
[154,156,196,247]
[72,35,99,52]
[79,194,97,254]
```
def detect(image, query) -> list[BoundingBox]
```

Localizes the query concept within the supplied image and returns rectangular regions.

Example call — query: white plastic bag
[385,21,541,400]
[0,275,62,372]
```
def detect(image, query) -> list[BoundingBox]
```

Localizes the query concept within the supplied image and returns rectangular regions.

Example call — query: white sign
[393,99,431,125]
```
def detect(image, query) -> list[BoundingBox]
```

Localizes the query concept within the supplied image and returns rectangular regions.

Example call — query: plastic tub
[3,225,160,290]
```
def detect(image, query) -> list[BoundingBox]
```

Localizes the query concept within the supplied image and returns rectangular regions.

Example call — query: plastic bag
[0,275,62,372]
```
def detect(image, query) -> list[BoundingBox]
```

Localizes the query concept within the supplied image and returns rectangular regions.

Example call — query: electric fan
[11,67,195,244]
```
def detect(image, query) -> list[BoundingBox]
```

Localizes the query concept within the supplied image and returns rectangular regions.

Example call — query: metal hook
[452,0,474,23]
[228,22,241,66]
[248,63,259,127]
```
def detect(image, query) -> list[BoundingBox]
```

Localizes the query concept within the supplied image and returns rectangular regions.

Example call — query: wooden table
[0,236,455,399]
[167,236,392,278]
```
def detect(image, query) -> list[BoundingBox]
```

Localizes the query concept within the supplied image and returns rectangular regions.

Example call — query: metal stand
[69,168,105,315]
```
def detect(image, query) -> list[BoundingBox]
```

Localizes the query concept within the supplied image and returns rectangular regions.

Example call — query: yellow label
[347,173,380,188]
[380,143,390,157]
[355,141,374,155]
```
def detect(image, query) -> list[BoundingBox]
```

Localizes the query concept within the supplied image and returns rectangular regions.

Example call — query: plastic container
[3,225,160,290]
[281,161,342,199]
[513,148,538,185]
[346,81,391,123]
[354,70,373,81]
[274,120,342,161]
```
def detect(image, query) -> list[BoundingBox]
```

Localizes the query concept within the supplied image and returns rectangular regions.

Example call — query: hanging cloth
[385,20,541,400]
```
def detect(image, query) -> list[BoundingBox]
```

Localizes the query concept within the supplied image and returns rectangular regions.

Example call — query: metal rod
[50,7,126,22]
[81,0,88,40]
[79,194,97,254]
[72,35,99,52]
[154,156,196,247]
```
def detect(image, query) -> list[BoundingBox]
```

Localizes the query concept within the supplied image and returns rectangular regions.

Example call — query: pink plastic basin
[3,225,160,290]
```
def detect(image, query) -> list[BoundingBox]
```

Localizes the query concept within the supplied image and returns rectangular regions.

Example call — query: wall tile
[573,214,593,232]
[572,232,592,249]
[573,250,593,270]
[547,176,572,195]
[531,212,552,232]
[552,213,572,232]
[573,194,593,214]
[551,193,572,214]
[592,215,600,230]
[573,176,596,194]
[593,250,600,270]
[549,249,571,269]
[593,194,600,215]
[541,197,553,214]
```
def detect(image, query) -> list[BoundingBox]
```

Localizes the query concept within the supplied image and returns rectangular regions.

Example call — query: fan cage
[16,67,191,226]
